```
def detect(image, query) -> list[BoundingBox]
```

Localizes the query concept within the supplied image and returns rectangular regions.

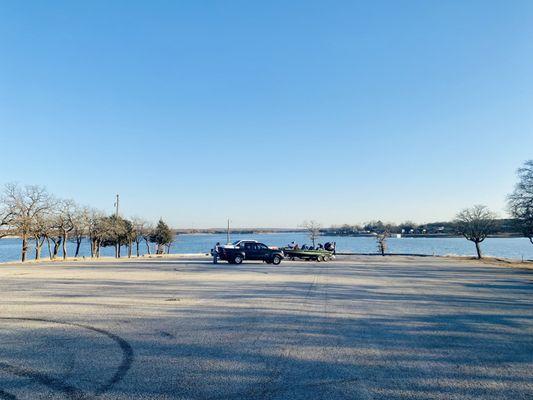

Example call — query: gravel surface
[0,256,531,399]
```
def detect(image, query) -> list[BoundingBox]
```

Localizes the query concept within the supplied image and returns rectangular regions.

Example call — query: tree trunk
[475,240,482,259]
[34,237,39,260]
[34,236,43,260]
[91,238,98,258]
[75,237,82,257]
[145,238,151,255]
[136,240,140,257]
[21,233,28,262]
[52,238,61,259]
[128,241,132,258]
[46,237,52,260]
[62,231,68,260]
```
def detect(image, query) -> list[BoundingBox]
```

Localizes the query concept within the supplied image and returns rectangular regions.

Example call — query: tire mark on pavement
[0,317,134,397]
[0,361,89,400]
[0,389,17,400]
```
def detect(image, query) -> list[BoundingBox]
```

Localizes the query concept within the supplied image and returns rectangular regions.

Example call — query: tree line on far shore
[0,183,174,262]
[324,218,518,237]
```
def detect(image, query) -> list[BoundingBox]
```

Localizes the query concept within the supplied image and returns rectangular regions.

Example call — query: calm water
[1,233,532,262]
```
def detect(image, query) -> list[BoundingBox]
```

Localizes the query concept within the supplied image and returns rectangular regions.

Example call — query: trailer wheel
[233,255,243,264]
[317,255,324,262]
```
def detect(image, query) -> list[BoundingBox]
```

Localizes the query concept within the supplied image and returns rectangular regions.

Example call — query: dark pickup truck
[216,240,284,265]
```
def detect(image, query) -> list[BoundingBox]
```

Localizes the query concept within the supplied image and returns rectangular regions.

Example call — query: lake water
[1,233,532,262]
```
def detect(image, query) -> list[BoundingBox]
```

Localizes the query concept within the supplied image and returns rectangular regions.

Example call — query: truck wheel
[272,255,282,265]
[317,255,323,262]
[233,255,243,264]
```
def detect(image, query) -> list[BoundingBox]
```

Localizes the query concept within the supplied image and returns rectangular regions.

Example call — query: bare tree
[2,183,51,262]
[30,207,55,260]
[0,202,14,239]
[71,206,90,257]
[131,217,148,257]
[55,199,77,260]
[125,219,135,258]
[46,226,63,260]
[165,240,173,254]
[508,160,533,245]
[376,232,389,256]
[88,209,106,258]
[455,205,497,259]
[300,220,322,247]
[142,222,154,255]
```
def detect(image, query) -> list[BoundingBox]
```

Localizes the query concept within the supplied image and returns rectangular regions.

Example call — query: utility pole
[227,219,230,244]
[113,194,120,259]
[114,194,119,218]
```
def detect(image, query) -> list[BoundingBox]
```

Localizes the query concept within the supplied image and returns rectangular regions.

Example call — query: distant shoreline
[176,229,305,235]
[324,233,525,239]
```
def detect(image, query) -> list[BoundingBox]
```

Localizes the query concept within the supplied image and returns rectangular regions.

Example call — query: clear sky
[1,1,532,228]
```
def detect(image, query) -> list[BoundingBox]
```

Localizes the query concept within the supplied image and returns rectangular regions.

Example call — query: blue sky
[1,1,532,228]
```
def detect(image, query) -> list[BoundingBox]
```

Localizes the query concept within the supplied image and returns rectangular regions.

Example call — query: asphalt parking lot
[0,256,531,399]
